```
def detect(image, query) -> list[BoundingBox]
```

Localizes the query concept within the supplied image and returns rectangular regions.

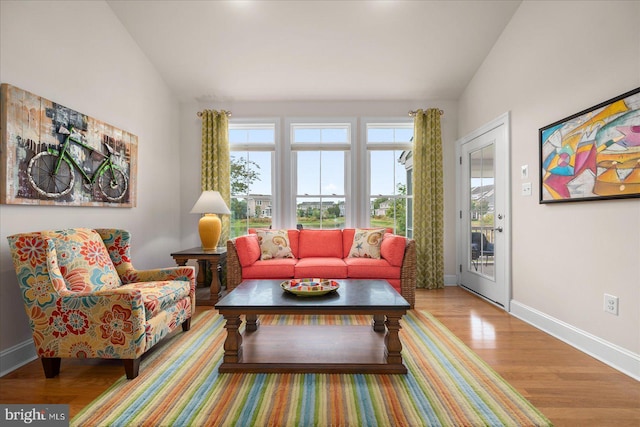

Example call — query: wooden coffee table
[214,279,410,374]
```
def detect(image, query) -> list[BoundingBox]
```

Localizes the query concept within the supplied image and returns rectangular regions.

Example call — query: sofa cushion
[242,259,297,279]
[234,234,261,267]
[294,257,348,279]
[42,228,122,292]
[298,229,343,258]
[256,229,295,260]
[287,230,300,258]
[344,258,401,279]
[380,233,406,267]
[347,228,385,259]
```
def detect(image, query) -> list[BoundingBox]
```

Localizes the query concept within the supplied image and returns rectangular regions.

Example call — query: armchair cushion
[41,228,122,292]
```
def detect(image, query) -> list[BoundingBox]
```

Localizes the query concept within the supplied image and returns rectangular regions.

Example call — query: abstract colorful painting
[539,87,640,203]
[1,84,137,207]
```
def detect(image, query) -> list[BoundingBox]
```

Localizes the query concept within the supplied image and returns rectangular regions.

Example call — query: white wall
[0,1,182,373]
[459,0,639,375]
[179,100,460,284]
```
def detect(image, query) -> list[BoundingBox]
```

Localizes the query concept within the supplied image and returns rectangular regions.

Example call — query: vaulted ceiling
[108,1,521,103]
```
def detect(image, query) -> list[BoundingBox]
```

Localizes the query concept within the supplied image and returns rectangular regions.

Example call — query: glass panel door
[469,144,495,279]
[458,116,509,309]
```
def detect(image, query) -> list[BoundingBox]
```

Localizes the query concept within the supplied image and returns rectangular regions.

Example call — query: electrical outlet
[521,182,532,196]
[604,294,619,315]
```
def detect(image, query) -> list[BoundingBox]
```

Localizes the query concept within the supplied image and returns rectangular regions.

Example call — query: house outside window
[228,122,276,237]
[366,122,413,236]
[291,122,351,229]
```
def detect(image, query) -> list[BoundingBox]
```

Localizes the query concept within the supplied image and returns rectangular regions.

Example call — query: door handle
[494,226,503,232]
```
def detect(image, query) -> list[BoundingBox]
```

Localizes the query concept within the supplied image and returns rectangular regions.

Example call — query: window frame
[286,118,356,229]
[362,119,414,235]
[228,118,279,236]
[227,116,414,233]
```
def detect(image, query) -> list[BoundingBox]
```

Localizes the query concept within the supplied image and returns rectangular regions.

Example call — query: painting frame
[539,87,640,204]
[1,84,137,207]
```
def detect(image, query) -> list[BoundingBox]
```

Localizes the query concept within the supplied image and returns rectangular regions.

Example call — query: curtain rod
[197,110,232,118]
[408,109,444,117]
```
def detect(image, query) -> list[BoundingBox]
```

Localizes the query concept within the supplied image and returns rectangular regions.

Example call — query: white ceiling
[107,0,521,103]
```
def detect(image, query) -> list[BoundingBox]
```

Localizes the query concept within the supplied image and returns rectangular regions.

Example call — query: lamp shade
[190,191,231,215]
[190,191,231,250]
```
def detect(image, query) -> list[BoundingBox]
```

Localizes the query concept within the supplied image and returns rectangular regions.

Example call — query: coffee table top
[215,279,409,312]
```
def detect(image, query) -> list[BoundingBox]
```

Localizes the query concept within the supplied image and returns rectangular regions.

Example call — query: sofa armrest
[400,239,417,308]
[226,239,243,292]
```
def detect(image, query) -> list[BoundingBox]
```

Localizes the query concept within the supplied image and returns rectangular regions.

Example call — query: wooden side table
[171,247,226,306]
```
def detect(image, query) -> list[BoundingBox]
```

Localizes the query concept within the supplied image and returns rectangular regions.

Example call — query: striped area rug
[72,311,551,427]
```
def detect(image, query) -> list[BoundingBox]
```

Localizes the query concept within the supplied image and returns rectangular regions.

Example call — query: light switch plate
[521,165,529,179]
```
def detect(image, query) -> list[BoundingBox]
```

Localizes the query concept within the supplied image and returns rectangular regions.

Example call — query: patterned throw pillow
[42,228,122,292]
[256,229,295,260]
[348,228,385,259]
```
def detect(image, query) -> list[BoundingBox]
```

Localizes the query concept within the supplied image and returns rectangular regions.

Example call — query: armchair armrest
[118,266,195,286]
[118,266,196,315]
[56,289,147,359]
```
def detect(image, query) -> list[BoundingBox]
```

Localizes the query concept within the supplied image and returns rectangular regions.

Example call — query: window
[366,123,413,236]
[291,123,351,229]
[227,117,413,234]
[229,122,276,237]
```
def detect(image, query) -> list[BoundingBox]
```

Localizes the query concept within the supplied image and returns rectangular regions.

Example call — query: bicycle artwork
[27,125,129,201]
[1,84,137,207]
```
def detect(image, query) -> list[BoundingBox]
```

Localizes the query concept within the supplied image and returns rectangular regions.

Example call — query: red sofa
[226,228,416,307]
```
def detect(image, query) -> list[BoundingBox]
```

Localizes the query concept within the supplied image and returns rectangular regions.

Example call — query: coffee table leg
[372,314,385,332]
[222,314,243,363]
[246,314,260,332]
[384,315,403,365]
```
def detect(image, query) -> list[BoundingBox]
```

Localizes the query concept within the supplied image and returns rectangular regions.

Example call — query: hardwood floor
[418,288,639,427]
[1,286,638,426]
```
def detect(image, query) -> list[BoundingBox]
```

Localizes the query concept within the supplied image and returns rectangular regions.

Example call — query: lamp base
[198,214,221,251]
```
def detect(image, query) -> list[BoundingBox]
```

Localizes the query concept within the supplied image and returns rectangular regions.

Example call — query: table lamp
[190,191,231,250]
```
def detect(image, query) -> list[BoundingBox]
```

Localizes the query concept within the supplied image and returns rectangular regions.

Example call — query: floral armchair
[6,228,195,379]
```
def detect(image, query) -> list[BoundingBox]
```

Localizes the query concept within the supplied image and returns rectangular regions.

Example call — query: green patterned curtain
[200,109,231,244]
[413,109,444,289]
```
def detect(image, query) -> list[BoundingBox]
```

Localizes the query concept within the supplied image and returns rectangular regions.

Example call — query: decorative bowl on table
[280,278,340,297]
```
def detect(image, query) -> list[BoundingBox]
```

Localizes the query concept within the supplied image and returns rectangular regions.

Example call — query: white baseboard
[0,339,37,378]
[444,275,457,286]
[510,300,640,381]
